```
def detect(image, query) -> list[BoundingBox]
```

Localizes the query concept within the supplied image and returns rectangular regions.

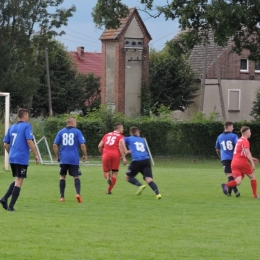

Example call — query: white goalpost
[0,92,10,171]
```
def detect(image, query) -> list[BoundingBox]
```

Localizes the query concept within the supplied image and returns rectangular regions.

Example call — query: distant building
[173,30,260,122]
[100,7,152,116]
[69,47,102,77]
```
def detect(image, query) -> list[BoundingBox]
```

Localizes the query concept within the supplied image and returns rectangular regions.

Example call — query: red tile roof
[69,51,102,77]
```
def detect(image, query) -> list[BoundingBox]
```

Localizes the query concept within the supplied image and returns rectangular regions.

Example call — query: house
[69,47,102,77]
[173,30,260,122]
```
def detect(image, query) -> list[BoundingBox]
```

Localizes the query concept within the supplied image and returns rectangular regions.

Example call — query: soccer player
[98,123,127,194]
[120,126,161,199]
[0,108,40,211]
[221,126,259,198]
[215,121,240,197]
[53,116,87,203]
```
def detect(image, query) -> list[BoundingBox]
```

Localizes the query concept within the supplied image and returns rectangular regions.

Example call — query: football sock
[251,179,257,197]
[226,180,237,188]
[148,181,159,195]
[60,179,66,198]
[128,177,142,186]
[9,186,21,209]
[108,177,117,192]
[3,181,15,200]
[74,178,81,194]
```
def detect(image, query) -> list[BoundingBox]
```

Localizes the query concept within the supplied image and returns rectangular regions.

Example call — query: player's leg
[107,156,121,194]
[125,161,146,195]
[142,161,161,199]
[247,172,258,198]
[8,164,27,211]
[107,171,118,194]
[223,160,240,197]
[102,154,112,185]
[59,164,68,202]
[0,164,16,210]
[69,165,82,203]
[222,172,242,195]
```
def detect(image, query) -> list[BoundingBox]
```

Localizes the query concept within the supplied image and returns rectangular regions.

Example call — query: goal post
[0,92,10,171]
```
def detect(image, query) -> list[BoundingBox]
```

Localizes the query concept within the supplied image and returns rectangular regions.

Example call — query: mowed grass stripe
[0,158,260,260]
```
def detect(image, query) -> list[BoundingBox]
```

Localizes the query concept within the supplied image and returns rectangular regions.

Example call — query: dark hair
[241,126,250,134]
[224,121,233,129]
[130,126,139,135]
[17,108,28,119]
[114,123,122,130]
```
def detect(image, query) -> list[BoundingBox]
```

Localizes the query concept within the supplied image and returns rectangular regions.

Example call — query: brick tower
[100,7,152,117]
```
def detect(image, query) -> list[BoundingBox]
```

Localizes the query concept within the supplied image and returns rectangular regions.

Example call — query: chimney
[77,46,84,60]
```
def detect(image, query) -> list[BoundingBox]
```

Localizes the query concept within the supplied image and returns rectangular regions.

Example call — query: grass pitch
[0,157,260,260]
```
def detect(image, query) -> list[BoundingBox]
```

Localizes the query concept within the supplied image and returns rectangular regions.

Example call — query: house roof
[173,30,231,79]
[69,51,102,77]
[100,7,152,41]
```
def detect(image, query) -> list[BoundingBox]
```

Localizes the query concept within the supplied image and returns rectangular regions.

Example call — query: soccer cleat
[221,183,228,195]
[227,193,231,197]
[0,198,8,210]
[156,194,162,200]
[106,191,112,195]
[254,195,260,199]
[59,197,65,202]
[7,207,15,212]
[76,194,83,203]
[235,191,241,198]
[135,185,147,196]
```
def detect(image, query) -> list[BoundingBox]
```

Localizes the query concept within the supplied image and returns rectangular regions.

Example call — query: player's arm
[98,140,104,155]
[27,140,40,164]
[245,148,255,170]
[53,143,60,162]
[80,143,87,162]
[3,143,10,153]
[119,139,127,165]
[216,149,220,159]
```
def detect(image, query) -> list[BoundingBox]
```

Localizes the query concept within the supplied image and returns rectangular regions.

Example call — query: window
[228,89,240,112]
[255,63,260,72]
[240,59,248,72]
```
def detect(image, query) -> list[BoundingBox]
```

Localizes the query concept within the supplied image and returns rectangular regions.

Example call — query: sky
[54,0,180,53]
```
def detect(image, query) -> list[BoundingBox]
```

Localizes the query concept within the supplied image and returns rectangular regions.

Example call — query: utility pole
[45,47,53,117]
[200,42,208,112]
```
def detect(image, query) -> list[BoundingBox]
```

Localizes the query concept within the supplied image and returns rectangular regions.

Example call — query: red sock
[251,179,257,197]
[226,180,237,188]
[108,177,117,192]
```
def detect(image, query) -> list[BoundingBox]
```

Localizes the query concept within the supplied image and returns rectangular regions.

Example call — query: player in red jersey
[98,123,127,194]
[221,126,259,198]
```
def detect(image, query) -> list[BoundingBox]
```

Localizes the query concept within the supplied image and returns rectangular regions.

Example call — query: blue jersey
[54,127,86,165]
[124,136,150,161]
[3,121,34,165]
[215,132,238,161]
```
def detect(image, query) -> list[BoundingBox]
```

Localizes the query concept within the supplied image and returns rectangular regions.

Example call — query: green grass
[0,157,260,260]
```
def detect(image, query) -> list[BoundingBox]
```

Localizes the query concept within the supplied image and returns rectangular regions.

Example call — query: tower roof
[100,7,152,41]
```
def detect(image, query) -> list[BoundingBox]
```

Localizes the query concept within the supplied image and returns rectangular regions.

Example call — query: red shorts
[231,162,253,179]
[102,152,120,172]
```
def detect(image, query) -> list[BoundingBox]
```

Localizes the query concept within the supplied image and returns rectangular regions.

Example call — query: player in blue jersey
[215,121,240,197]
[120,126,161,199]
[53,116,87,203]
[0,108,40,211]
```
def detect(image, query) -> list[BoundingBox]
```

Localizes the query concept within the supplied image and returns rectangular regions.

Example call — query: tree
[92,0,260,62]
[250,89,260,121]
[149,41,199,113]
[32,41,101,116]
[0,0,76,111]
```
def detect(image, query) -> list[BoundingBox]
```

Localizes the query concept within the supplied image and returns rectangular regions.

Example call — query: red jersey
[232,137,249,164]
[101,131,124,156]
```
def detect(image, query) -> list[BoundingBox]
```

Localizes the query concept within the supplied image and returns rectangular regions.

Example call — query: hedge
[1,118,260,157]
